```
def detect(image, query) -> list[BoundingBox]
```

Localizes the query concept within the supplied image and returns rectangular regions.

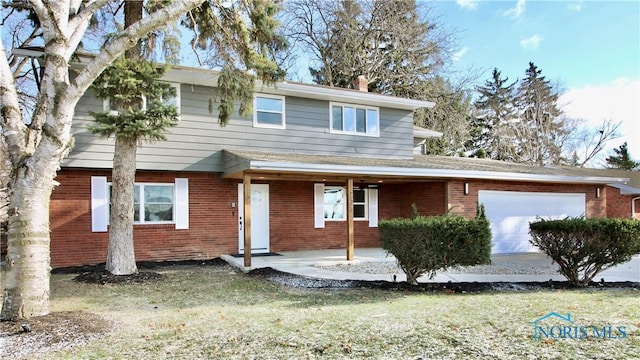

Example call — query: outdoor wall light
[595,187,601,198]
[464,182,470,195]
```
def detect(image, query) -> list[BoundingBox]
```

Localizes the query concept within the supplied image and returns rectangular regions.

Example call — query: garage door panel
[478,190,586,254]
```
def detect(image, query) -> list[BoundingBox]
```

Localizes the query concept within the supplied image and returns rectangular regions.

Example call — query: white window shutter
[314,183,325,228]
[368,188,378,227]
[91,176,108,232]
[175,178,189,229]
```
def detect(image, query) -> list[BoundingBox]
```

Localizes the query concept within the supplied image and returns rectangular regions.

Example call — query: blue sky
[431,0,640,163]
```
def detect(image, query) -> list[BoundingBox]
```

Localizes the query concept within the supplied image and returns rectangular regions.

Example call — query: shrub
[529,218,640,286]
[378,206,492,284]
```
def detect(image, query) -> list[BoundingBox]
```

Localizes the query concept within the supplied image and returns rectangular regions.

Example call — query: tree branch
[69,0,205,101]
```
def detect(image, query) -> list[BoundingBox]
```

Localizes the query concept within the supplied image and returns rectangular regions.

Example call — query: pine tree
[0,0,205,321]
[514,62,568,165]
[606,142,640,170]
[469,68,518,160]
[89,59,179,275]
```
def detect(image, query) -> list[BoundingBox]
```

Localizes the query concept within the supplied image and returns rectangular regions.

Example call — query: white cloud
[520,34,543,50]
[456,0,479,10]
[502,0,526,18]
[568,1,584,12]
[453,46,469,62]
[560,78,640,160]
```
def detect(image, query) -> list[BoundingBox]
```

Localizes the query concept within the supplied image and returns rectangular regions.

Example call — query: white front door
[238,184,270,254]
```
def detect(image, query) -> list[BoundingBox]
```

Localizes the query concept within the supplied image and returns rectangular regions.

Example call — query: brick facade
[606,185,639,219]
[446,179,607,219]
[50,169,633,268]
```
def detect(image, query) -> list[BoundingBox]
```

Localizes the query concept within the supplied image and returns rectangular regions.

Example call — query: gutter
[248,160,629,185]
[162,68,435,111]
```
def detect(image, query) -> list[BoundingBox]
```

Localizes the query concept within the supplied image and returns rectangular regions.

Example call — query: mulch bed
[52,258,228,285]
[248,267,640,293]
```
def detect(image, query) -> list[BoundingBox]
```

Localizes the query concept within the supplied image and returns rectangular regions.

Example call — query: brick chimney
[354,75,368,92]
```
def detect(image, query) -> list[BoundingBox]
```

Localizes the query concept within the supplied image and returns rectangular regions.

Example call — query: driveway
[221,248,640,283]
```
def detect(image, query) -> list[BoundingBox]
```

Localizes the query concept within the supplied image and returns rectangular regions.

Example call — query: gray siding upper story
[65,75,428,173]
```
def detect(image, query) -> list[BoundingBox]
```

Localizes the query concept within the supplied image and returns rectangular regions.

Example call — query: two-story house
[49,64,640,268]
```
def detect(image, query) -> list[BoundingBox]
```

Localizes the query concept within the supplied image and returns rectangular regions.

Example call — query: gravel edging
[312,259,560,275]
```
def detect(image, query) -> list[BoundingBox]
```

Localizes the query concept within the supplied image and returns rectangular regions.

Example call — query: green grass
[24,265,640,359]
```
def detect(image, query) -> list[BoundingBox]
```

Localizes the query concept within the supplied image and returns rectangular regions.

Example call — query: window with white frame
[108,183,175,223]
[322,186,368,221]
[102,82,180,117]
[92,177,189,232]
[330,102,379,136]
[254,94,285,128]
[314,183,378,228]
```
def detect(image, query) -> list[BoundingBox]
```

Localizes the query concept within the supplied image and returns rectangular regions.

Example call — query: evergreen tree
[469,68,518,160]
[606,142,640,170]
[513,62,568,165]
[0,0,284,319]
[89,59,179,275]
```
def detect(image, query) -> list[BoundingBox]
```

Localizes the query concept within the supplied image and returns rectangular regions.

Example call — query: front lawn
[2,263,638,359]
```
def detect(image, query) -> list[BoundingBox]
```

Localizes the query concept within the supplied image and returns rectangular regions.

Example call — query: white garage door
[478,190,586,254]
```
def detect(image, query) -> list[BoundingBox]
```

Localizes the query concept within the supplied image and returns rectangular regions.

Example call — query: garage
[478,190,586,254]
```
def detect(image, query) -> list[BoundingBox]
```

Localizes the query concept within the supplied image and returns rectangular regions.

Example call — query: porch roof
[222,150,630,185]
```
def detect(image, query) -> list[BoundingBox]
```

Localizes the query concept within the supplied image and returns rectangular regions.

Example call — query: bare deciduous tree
[0,0,205,321]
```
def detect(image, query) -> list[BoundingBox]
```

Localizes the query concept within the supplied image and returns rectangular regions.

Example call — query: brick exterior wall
[446,179,606,219]
[51,169,240,268]
[50,169,629,268]
[605,185,639,219]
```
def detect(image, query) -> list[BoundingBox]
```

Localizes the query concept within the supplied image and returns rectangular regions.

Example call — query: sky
[429,0,640,164]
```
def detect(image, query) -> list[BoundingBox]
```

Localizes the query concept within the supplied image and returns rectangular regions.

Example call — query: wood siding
[65,84,416,172]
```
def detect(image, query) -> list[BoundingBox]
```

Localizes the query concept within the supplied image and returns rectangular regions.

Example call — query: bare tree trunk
[106,137,138,275]
[1,164,56,319]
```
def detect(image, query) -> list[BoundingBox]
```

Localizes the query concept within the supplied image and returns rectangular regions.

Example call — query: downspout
[633,196,640,219]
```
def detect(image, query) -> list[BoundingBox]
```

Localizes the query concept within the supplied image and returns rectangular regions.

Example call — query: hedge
[378,206,491,284]
[529,217,640,286]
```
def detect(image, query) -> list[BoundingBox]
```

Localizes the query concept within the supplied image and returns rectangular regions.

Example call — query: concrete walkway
[221,248,640,283]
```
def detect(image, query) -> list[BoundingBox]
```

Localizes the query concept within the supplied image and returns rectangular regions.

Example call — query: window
[322,186,368,221]
[254,94,285,128]
[102,82,180,117]
[314,183,377,228]
[92,177,189,231]
[330,102,379,136]
[108,183,175,224]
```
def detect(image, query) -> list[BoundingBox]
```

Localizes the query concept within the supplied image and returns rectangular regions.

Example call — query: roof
[162,66,435,111]
[12,47,435,112]
[557,167,640,195]
[223,150,630,185]
[413,125,443,139]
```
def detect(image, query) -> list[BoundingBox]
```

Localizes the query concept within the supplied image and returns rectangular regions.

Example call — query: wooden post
[243,173,252,267]
[346,178,354,260]
[445,181,452,213]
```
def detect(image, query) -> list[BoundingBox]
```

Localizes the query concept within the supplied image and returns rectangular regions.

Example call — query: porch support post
[346,178,354,260]
[243,173,252,267]
[445,181,452,213]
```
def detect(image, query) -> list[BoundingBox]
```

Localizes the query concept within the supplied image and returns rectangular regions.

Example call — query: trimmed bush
[529,218,640,286]
[379,206,492,284]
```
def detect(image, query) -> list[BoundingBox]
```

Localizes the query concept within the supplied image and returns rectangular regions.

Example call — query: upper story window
[103,82,180,118]
[330,102,379,136]
[254,94,285,129]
